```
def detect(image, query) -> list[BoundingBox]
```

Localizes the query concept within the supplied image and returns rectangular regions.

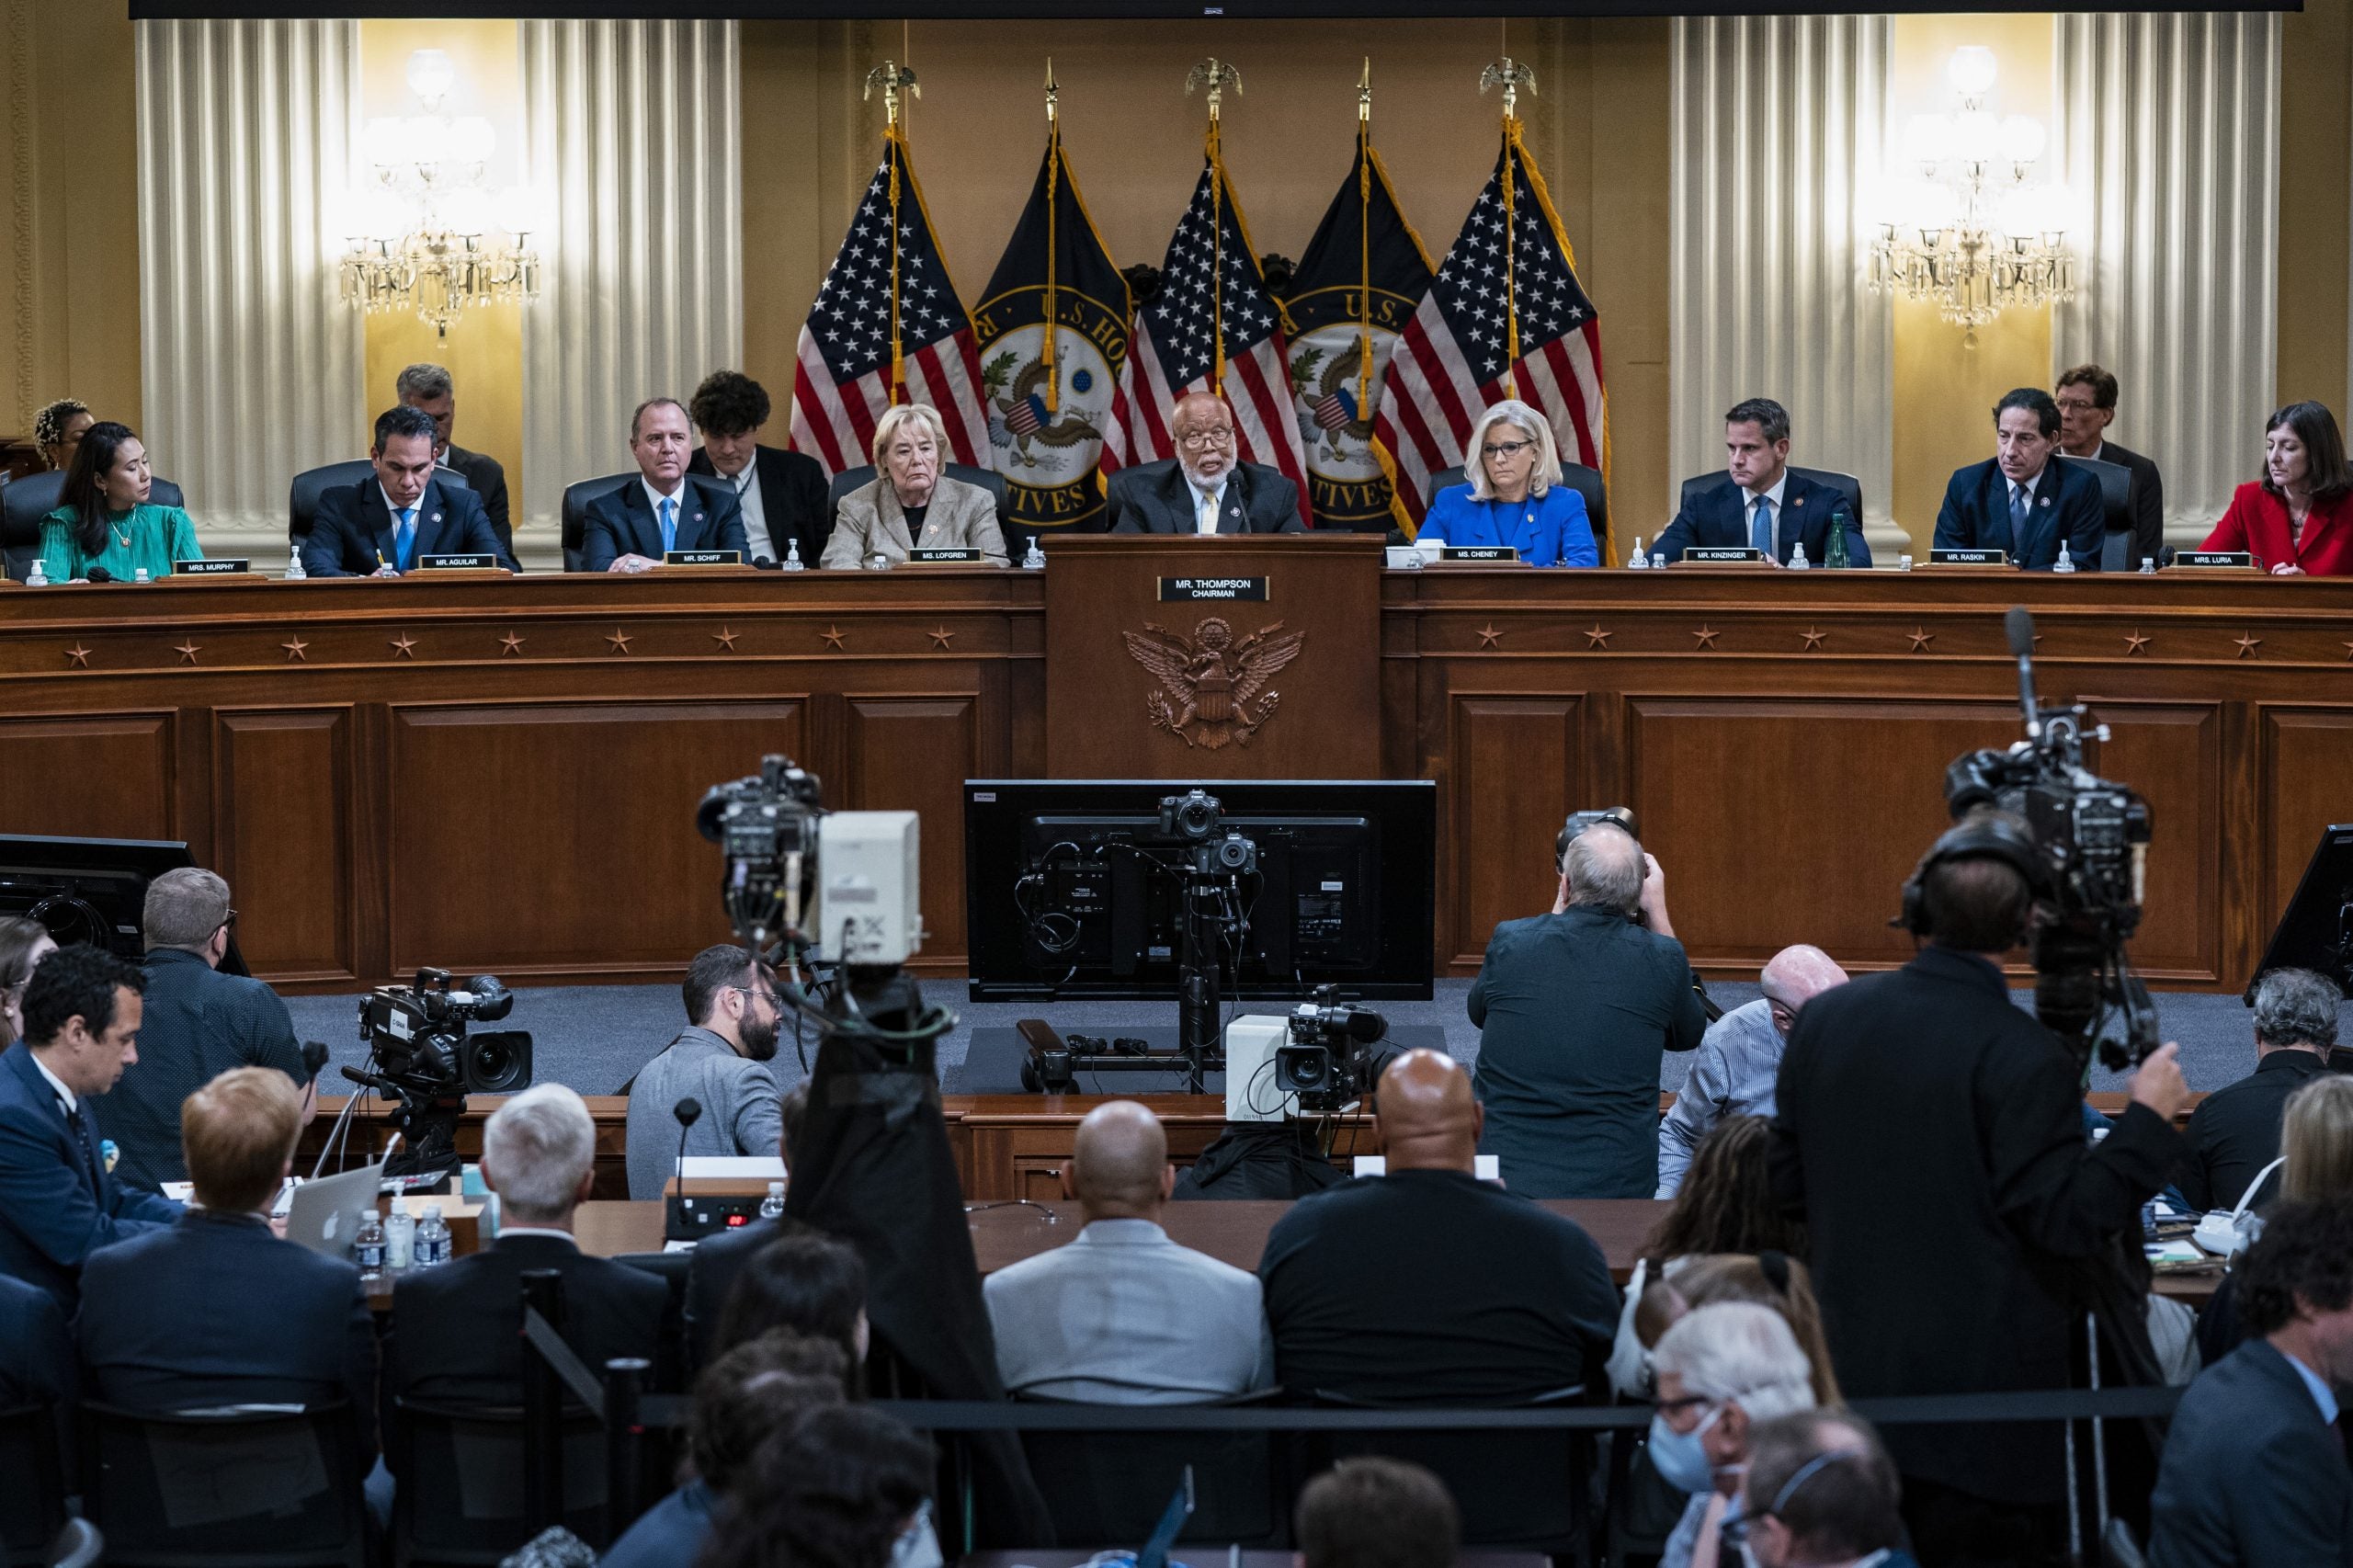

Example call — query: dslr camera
[1156,789,1258,877]
[1274,985,1393,1112]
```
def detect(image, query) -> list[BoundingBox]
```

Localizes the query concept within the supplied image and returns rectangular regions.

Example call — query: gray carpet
[288,975,2280,1104]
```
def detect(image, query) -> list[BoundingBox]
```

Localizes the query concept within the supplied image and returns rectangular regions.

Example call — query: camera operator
[1768,807,2192,1567]
[1471,818,1704,1199]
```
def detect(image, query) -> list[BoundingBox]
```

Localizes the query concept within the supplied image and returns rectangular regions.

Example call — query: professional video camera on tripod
[328,968,532,1184]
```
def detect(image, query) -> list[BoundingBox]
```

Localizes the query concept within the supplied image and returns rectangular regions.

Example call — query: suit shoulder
[1944,459,1994,495]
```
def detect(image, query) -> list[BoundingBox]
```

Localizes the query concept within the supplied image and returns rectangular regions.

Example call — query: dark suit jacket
[682,1211,816,1370]
[0,1042,181,1312]
[109,948,307,1192]
[1770,947,2184,1504]
[689,445,829,567]
[2148,1338,2353,1567]
[2176,1049,2331,1212]
[76,1210,376,1457]
[0,1271,73,1409]
[1108,460,1304,535]
[1655,472,1872,566]
[580,474,747,572]
[1931,455,2107,570]
[2093,438,2165,566]
[301,473,514,576]
[442,445,511,556]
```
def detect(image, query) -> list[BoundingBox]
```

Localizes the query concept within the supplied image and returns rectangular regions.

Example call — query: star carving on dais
[2123,631,2152,656]
[64,644,92,667]
[1475,624,1503,649]
[2343,641,2353,664]
[2232,631,2263,660]
[927,626,957,650]
[387,634,418,660]
[173,639,202,665]
[1690,626,1719,651]
[1906,628,1935,653]
[280,636,309,662]
[711,627,739,652]
[1800,626,1828,651]
[498,631,526,656]
[820,625,847,650]
[1583,624,1613,650]
[605,629,634,655]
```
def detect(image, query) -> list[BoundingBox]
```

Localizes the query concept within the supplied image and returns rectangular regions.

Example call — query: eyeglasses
[729,983,780,1009]
[1177,429,1236,451]
[216,909,238,934]
[1481,437,1537,459]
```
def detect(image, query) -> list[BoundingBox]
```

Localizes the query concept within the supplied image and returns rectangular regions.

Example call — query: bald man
[1107,392,1306,535]
[983,1100,1270,1403]
[1257,1051,1618,1405]
[1655,944,1850,1198]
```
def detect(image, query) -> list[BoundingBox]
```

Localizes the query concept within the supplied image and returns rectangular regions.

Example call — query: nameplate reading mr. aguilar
[175,558,249,575]
[1159,576,1268,602]
[417,553,502,571]
[663,550,741,566]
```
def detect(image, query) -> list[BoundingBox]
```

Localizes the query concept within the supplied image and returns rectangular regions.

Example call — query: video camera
[699,756,826,952]
[347,968,532,1180]
[1272,985,1394,1112]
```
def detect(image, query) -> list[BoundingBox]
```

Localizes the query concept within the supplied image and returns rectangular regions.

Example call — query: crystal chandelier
[339,50,541,339]
[1870,46,2075,340]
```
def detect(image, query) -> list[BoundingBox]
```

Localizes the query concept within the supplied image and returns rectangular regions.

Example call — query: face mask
[1647,1404,1722,1494]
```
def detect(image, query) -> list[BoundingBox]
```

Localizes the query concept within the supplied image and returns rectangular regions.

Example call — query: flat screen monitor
[0,835,249,975]
[2248,823,2353,1002]
[963,778,1434,1002]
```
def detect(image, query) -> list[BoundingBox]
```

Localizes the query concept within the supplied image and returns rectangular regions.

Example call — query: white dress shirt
[722,461,774,562]
[30,1051,75,1117]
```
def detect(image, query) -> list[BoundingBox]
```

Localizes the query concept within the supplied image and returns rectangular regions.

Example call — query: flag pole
[1042,59,1060,415]
[865,60,921,403]
[1479,56,1536,401]
[1357,58,1374,420]
[1187,57,1242,393]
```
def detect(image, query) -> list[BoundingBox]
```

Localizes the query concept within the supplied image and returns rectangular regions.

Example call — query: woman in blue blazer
[1417,399,1598,567]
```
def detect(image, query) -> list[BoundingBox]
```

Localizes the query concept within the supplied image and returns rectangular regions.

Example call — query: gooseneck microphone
[86,566,115,584]
[2004,607,2040,738]
[662,1096,708,1242]
[672,1096,703,1188]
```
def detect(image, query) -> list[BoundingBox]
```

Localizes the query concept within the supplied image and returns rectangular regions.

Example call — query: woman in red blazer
[2201,401,2353,574]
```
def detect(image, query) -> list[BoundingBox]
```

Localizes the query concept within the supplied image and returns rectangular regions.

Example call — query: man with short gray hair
[1658,945,1850,1198]
[2178,967,2344,1211]
[397,360,511,555]
[1652,1302,1821,1568]
[108,867,311,1191]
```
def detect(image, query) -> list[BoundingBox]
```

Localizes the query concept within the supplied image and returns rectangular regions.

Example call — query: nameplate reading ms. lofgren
[1159,576,1268,602]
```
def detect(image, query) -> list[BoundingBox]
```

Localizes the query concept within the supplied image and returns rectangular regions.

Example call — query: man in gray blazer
[983,1100,1271,1403]
[624,946,786,1200]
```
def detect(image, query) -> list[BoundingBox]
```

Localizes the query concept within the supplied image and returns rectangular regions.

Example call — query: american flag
[1372,125,1607,545]
[790,131,990,476]
[1103,154,1312,526]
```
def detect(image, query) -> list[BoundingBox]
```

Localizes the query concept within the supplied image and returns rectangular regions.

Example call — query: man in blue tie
[0,945,180,1312]
[300,404,513,575]
[580,398,747,574]
[1654,398,1870,566]
[1931,388,2107,571]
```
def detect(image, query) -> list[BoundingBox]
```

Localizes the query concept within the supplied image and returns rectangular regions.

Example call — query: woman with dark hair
[2200,401,2353,574]
[711,1232,870,1381]
[699,1404,938,1568]
[0,918,59,1050]
[38,422,201,581]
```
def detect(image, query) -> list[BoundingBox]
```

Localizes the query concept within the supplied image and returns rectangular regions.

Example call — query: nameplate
[1438,546,1521,563]
[417,553,503,571]
[1927,548,2010,566]
[1159,576,1268,602]
[2176,551,2256,570]
[908,548,981,563]
[175,558,248,575]
[664,549,741,566]
[1682,547,1765,563]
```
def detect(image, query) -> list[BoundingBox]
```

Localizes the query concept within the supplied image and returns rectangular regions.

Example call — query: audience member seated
[1740,1409,1922,1568]
[1107,391,1304,535]
[1651,1301,1820,1568]
[710,1233,870,1389]
[301,404,513,575]
[582,396,747,573]
[0,1271,73,1410]
[2198,1074,2353,1364]
[1656,398,1869,566]
[2148,1199,2353,1566]
[601,1329,847,1568]
[1638,1253,1843,1400]
[0,946,179,1310]
[699,1404,938,1568]
[32,397,92,472]
[76,1067,374,1459]
[1258,1048,1618,1404]
[1658,946,1848,1198]
[38,421,200,581]
[382,1085,673,1456]
[625,944,785,1200]
[109,868,312,1192]
[686,1079,813,1364]
[689,369,831,567]
[2054,364,2165,565]
[0,917,59,1050]
[2178,967,2340,1212]
[1414,398,1597,565]
[1295,1458,1461,1568]
[397,361,511,555]
[985,1099,1270,1402]
[1472,818,1703,1197]
[2200,400,2353,575]
[823,402,1008,568]
[1931,388,2106,571]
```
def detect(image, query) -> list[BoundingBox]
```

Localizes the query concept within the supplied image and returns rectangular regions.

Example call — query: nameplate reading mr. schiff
[176,558,249,575]
[909,548,981,563]
[417,553,503,571]
[1682,547,1765,564]
[1927,548,2010,566]
[663,550,742,566]
[1158,576,1268,602]
[1438,546,1521,563]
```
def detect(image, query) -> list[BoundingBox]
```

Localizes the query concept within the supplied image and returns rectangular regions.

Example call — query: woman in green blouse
[39,422,201,581]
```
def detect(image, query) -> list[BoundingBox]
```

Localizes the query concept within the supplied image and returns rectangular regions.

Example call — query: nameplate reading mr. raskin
[417,553,502,571]
[176,558,249,575]
[908,548,981,563]
[1438,546,1521,562]
[1927,548,2010,566]
[1682,547,1765,563]
[664,549,741,566]
[1159,576,1269,602]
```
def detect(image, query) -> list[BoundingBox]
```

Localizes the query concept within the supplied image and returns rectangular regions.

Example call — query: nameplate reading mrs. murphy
[1158,576,1269,602]
[176,558,249,575]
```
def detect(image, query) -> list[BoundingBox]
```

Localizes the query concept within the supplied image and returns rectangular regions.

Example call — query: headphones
[1895,813,2052,938]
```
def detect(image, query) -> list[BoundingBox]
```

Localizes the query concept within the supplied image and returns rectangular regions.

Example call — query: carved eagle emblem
[1121,617,1306,749]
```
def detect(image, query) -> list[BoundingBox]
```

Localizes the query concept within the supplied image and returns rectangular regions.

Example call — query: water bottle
[1898,554,1915,572]
[2053,550,2076,574]
[1625,536,1648,569]
[759,1181,786,1221]
[24,557,47,587]
[1824,512,1851,570]
[132,566,151,583]
[415,1203,450,1268]
[285,545,307,581]
[384,1208,415,1271]
[353,1209,387,1288]
[1651,554,1666,570]
[782,538,805,572]
[1022,539,1046,571]
[1787,542,1811,571]
[2139,556,2156,574]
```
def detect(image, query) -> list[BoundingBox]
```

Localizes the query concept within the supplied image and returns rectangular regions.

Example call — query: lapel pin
[694,512,704,523]
[430,513,441,524]
[2040,498,2052,508]
[1793,496,1805,507]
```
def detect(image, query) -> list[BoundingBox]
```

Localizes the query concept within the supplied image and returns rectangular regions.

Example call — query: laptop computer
[284,1159,388,1258]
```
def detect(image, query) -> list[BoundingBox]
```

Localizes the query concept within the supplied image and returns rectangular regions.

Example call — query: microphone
[301,1040,330,1077]
[672,1095,702,1186]
[752,556,779,571]
[663,1096,706,1242]
[2004,606,2040,738]
[86,566,114,584]
[340,1064,377,1086]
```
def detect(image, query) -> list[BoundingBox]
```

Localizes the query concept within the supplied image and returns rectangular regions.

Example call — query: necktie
[63,1106,97,1193]
[660,496,677,552]
[2006,483,2030,555]
[1750,495,1774,558]
[1196,489,1219,535]
[394,507,416,569]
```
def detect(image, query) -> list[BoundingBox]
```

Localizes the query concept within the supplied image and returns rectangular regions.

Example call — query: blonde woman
[821,403,1007,569]
[1416,399,1597,566]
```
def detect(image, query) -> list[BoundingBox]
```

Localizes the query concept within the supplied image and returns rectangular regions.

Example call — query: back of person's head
[688,1328,849,1495]
[1915,810,2033,953]
[143,867,233,955]
[780,1077,810,1165]
[683,942,757,1027]
[182,1066,302,1213]
[1647,1116,1803,1260]
[2282,1077,2353,1204]
[0,917,55,1049]
[697,1404,936,1568]
[2253,968,2341,1052]
[481,1084,597,1224]
[1295,1458,1460,1568]
[1668,1253,1843,1405]
[1653,1301,1817,1423]
[1563,824,1643,915]
[1069,1099,1169,1215]
[691,370,773,438]
[1742,1410,1904,1565]
[2234,1199,2353,1348]
[714,1232,870,1371]
[21,943,143,1050]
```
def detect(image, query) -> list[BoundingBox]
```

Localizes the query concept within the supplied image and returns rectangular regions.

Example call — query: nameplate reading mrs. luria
[908,548,981,563]
[1159,577,1269,602]
[1438,546,1521,562]
[417,553,503,570]
[1682,547,1765,563]
[2177,551,2256,569]
[664,550,742,566]
[175,558,249,575]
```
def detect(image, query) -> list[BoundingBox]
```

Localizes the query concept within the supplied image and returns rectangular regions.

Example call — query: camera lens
[473,1039,510,1082]
[1216,835,1253,869]
[1180,801,1215,837]
[1278,1046,1332,1092]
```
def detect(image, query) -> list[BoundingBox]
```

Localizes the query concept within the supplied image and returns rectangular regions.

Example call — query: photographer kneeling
[1471,817,1705,1198]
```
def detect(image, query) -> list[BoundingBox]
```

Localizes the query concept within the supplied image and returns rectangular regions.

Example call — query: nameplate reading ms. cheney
[1122,616,1306,750]
[1158,576,1268,602]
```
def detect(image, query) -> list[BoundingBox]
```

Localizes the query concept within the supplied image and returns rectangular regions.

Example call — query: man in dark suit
[581,397,747,573]
[1770,808,2191,1566]
[1933,388,2107,571]
[1109,392,1304,535]
[382,1084,672,1470]
[1656,397,1871,566]
[301,404,515,575]
[77,1067,375,1460]
[2178,967,2340,1211]
[0,1272,72,1408]
[0,946,180,1312]
[2056,364,2165,566]
[2148,1199,2353,1566]
[688,370,830,568]
[398,361,513,557]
